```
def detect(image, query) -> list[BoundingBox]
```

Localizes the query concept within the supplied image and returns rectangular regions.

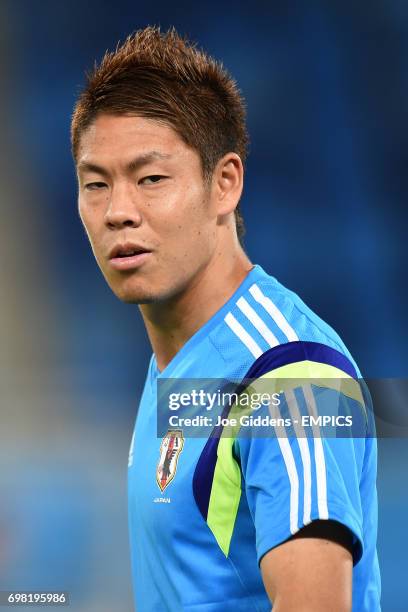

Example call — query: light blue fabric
[128,265,381,611]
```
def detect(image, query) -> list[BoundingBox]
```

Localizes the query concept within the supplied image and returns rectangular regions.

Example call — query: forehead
[77,114,192,166]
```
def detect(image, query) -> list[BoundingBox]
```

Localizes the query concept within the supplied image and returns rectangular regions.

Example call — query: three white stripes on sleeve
[224,283,329,534]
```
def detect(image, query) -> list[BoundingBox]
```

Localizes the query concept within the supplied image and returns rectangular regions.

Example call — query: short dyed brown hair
[71,25,249,239]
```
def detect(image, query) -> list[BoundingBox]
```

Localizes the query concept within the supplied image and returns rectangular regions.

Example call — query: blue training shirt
[128,264,381,611]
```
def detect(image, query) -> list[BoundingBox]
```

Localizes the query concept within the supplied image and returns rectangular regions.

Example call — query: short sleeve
[234,384,366,566]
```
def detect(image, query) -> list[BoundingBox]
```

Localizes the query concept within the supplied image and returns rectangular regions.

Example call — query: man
[71,26,381,611]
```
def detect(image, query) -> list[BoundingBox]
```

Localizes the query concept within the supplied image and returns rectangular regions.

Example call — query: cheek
[158,206,215,266]
[79,203,100,240]
[160,190,211,233]
[78,199,90,227]
[80,216,95,248]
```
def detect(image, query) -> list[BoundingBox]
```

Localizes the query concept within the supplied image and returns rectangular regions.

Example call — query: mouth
[108,242,152,271]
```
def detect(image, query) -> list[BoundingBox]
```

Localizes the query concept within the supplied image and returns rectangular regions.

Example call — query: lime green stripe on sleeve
[205,359,366,557]
[258,360,365,414]
[206,436,242,556]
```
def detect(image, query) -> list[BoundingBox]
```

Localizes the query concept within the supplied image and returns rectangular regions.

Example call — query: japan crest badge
[156,430,184,492]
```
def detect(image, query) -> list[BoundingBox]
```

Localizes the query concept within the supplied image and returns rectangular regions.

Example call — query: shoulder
[208,267,361,380]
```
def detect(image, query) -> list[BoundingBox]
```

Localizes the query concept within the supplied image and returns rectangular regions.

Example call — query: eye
[84,181,107,191]
[140,175,167,185]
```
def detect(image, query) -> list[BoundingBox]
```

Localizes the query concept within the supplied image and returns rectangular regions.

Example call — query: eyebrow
[77,151,172,176]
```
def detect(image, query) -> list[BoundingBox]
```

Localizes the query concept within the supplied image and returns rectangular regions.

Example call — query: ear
[211,153,244,215]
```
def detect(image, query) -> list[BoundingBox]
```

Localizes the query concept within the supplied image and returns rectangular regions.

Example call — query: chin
[106,268,189,305]
[109,278,163,304]
[114,287,155,304]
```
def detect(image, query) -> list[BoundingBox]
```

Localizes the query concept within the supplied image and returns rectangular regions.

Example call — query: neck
[139,245,253,372]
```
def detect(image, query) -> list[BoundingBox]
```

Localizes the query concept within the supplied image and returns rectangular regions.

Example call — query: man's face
[77,114,218,303]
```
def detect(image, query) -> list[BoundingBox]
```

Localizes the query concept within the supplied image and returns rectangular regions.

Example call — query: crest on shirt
[156,429,184,492]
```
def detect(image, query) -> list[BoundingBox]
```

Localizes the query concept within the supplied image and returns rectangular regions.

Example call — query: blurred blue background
[0,1,406,610]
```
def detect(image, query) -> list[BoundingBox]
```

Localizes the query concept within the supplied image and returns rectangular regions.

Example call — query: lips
[109,242,149,259]
[108,242,152,271]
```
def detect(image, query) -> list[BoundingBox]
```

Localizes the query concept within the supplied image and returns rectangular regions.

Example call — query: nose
[104,183,142,229]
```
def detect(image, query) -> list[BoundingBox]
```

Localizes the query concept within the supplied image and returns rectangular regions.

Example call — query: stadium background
[0,1,407,610]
